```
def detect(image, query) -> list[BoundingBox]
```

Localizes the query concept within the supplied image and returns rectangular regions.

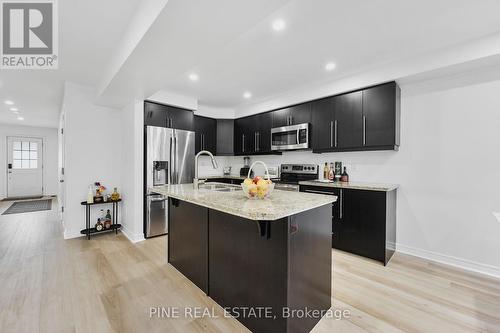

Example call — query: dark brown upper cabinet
[194,115,217,154]
[271,103,311,127]
[362,82,400,149]
[312,92,363,151]
[234,112,274,156]
[312,81,400,152]
[216,119,234,156]
[144,101,194,131]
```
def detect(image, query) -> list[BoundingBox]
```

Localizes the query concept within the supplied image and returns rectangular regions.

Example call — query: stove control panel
[280,164,318,174]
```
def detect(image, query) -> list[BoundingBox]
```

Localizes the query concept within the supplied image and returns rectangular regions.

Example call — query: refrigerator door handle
[174,133,178,184]
[146,195,152,236]
[169,136,173,184]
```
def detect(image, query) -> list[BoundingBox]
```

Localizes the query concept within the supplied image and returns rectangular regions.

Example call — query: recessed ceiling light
[17,116,24,121]
[272,19,286,31]
[10,107,18,112]
[188,73,199,81]
[325,62,336,71]
[243,92,252,99]
[5,100,14,105]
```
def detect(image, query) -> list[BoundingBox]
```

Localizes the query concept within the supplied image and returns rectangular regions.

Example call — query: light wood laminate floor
[1,199,499,333]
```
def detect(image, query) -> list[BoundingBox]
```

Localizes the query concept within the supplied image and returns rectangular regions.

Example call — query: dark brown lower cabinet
[168,199,208,293]
[168,199,332,333]
[299,185,396,265]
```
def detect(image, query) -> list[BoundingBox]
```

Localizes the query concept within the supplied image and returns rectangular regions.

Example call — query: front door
[6,137,43,198]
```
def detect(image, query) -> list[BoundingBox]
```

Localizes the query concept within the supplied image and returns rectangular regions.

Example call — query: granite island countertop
[201,175,280,181]
[151,183,336,221]
[299,180,399,192]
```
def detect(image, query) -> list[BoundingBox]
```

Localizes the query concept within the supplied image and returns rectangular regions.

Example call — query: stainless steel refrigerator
[145,126,195,238]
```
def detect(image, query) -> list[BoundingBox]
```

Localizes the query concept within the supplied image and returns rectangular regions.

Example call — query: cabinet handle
[335,120,338,148]
[340,189,343,219]
[304,189,335,195]
[255,133,257,151]
[363,116,366,146]
[242,134,245,153]
[330,121,332,147]
[201,134,204,150]
[258,132,260,151]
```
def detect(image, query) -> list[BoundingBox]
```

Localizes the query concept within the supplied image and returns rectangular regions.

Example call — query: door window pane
[11,140,40,169]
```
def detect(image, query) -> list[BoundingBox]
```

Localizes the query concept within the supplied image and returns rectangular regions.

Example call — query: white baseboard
[121,225,146,243]
[396,243,500,279]
[64,229,84,240]
[63,226,145,243]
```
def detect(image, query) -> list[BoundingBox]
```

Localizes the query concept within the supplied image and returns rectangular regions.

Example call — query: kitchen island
[151,183,336,333]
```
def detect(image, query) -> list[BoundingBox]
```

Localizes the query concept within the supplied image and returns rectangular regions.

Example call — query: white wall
[61,83,123,239]
[0,124,58,199]
[147,90,198,110]
[217,75,500,277]
[120,100,145,242]
[196,104,235,119]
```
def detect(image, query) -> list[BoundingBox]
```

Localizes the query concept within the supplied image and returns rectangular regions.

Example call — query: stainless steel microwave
[271,123,309,151]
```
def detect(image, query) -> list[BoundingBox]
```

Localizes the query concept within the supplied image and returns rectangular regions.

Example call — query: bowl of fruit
[241,161,275,199]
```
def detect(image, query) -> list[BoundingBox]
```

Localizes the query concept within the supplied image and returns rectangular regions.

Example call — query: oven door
[271,123,309,151]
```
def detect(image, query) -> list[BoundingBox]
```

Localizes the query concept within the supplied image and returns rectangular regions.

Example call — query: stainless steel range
[274,164,318,192]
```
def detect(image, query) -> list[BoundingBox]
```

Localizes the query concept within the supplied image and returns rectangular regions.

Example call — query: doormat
[1,195,43,202]
[2,199,52,215]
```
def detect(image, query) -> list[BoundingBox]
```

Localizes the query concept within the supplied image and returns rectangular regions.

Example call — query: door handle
[8,163,12,169]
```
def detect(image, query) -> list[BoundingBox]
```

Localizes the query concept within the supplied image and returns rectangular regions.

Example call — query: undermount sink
[198,182,241,192]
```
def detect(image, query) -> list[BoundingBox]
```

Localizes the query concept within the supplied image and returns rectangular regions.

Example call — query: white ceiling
[4,0,500,127]
[0,0,141,127]
[99,0,500,111]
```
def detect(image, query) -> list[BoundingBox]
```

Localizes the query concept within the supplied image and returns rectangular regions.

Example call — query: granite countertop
[201,175,280,180]
[151,183,336,221]
[201,175,247,180]
[298,180,398,192]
